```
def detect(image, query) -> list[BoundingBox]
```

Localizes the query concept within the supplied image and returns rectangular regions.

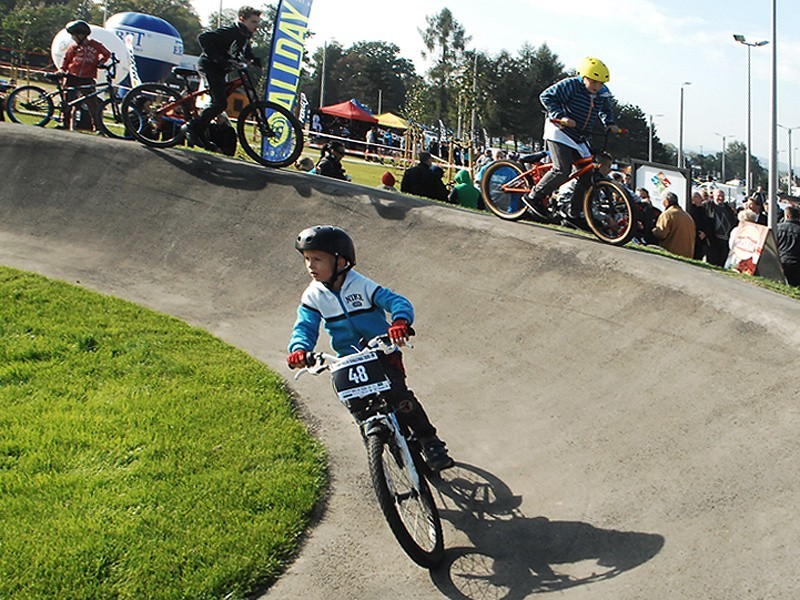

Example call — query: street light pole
[714,133,734,182]
[768,0,778,230]
[734,35,768,194]
[648,113,663,162]
[777,125,799,194]
[678,82,691,169]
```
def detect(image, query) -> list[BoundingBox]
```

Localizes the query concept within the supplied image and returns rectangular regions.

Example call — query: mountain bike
[480,123,635,246]
[121,63,303,169]
[5,54,135,139]
[293,334,445,568]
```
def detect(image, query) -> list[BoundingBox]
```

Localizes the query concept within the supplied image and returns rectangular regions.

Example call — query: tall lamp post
[678,82,691,169]
[648,113,663,162]
[713,132,734,182]
[733,35,768,194]
[767,0,778,230]
[777,125,799,194]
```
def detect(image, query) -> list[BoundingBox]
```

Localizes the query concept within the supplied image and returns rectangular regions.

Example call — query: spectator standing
[776,205,800,286]
[57,20,111,131]
[752,185,767,206]
[652,191,696,258]
[705,189,737,266]
[687,191,714,261]
[746,197,769,225]
[448,168,482,209]
[365,126,377,161]
[401,152,443,201]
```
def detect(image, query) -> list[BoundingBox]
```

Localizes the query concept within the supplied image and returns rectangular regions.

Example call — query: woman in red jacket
[57,20,110,131]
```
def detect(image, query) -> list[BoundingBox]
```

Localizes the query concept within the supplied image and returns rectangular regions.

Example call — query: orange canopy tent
[318,98,378,123]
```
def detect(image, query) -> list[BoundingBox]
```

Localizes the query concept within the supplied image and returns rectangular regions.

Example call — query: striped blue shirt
[540,76,617,144]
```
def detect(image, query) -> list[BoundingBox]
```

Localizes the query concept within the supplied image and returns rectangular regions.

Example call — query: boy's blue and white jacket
[540,76,616,149]
[289,269,414,357]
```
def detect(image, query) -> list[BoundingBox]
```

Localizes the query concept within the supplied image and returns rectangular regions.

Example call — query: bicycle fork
[363,412,422,495]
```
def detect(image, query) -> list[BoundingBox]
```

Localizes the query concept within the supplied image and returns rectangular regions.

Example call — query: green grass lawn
[0,266,326,600]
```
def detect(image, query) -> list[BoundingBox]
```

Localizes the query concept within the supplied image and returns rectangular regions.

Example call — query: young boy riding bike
[286,226,454,471]
[181,6,263,148]
[525,56,620,220]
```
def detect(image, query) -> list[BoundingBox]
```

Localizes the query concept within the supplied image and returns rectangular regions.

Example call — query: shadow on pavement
[429,463,664,599]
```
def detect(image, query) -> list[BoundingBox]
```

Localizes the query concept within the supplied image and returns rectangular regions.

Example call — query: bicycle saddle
[172,67,199,78]
[518,151,548,164]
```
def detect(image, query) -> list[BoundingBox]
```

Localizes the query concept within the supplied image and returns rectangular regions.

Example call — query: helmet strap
[322,255,353,289]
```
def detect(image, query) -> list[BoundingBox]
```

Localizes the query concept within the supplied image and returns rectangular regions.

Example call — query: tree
[1,3,73,54]
[301,40,417,113]
[419,7,470,124]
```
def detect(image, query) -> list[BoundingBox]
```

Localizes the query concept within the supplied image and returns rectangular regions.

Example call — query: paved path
[2,123,800,599]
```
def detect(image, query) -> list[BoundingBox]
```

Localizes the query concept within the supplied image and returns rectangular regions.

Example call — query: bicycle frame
[50,56,123,118]
[501,154,597,195]
[294,336,423,493]
[151,68,256,123]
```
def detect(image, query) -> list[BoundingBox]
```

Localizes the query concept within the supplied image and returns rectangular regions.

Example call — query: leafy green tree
[1,2,73,54]
[419,7,469,124]
[301,40,417,113]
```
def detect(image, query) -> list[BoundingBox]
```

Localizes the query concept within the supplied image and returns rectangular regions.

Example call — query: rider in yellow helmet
[524,56,620,221]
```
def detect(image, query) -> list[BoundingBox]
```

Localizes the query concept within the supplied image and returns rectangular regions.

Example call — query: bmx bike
[121,63,303,168]
[480,123,635,246]
[293,333,445,568]
[5,54,135,139]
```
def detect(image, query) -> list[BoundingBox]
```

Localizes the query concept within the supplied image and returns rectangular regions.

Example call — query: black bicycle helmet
[66,20,91,36]
[295,226,356,265]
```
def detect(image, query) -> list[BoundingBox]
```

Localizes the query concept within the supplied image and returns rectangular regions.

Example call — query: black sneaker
[522,193,549,219]
[421,437,454,471]
[181,123,200,147]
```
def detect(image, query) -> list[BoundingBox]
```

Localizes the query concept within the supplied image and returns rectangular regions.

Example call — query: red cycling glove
[388,319,411,345]
[287,350,307,369]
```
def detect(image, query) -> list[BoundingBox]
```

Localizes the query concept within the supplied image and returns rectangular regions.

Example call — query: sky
[190,0,800,169]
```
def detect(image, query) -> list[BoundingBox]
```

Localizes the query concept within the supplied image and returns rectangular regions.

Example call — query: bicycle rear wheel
[237,100,304,168]
[6,86,54,126]
[121,83,187,147]
[582,179,636,246]
[96,97,135,140]
[480,160,530,220]
[367,433,444,568]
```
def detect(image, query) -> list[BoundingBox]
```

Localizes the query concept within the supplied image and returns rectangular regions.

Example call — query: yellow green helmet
[577,57,610,83]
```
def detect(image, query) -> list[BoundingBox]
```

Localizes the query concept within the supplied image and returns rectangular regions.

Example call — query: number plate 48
[330,351,392,401]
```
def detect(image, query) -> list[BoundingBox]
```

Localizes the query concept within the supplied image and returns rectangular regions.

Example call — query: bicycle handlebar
[549,118,627,135]
[292,333,413,380]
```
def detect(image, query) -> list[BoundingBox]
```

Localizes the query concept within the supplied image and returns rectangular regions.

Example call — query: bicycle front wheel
[480,160,530,220]
[367,433,444,568]
[237,100,304,168]
[6,85,54,126]
[96,96,134,140]
[582,179,636,246]
[121,83,186,147]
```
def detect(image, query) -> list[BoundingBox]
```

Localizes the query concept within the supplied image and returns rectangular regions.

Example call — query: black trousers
[191,64,228,133]
[782,261,800,286]
[378,352,437,440]
[706,237,730,267]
